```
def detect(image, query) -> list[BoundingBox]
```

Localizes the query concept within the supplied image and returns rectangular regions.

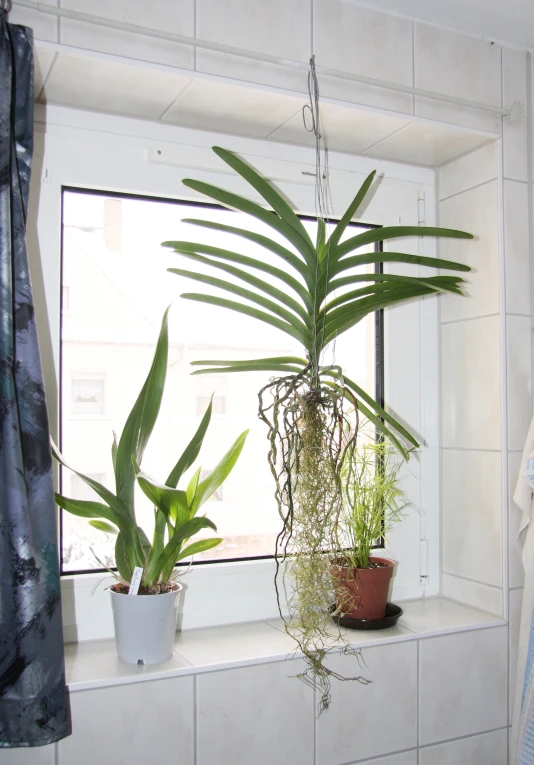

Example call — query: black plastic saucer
[331,602,403,630]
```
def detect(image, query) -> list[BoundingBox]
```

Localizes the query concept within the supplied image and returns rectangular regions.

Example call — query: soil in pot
[331,557,395,620]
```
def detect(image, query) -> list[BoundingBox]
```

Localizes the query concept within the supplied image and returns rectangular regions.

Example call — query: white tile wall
[506,315,532,452]
[0,745,55,765]
[438,141,498,201]
[441,573,503,614]
[442,450,502,587]
[414,24,501,128]
[419,728,508,764]
[10,0,58,43]
[419,627,507,744]
[195,50,310,95]
[196,0,311,62]
[509,587,523,723]
[313,0,413,87]
[504,181,531,317]
[58,676,195,765]
[441,316,502,451]
[59,0,195,69]
[349,752,417,765]
[316,641,417,765]
[34,49,56,100]
[509,452,525,589]
[196,659,314,765]
[502,48,529,183]
[440,181,500,322]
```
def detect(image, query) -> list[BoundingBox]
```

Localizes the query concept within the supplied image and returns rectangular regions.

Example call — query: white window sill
[64,596,505,693]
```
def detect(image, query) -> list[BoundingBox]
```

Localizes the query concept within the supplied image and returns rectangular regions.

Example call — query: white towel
[511,415,534,764]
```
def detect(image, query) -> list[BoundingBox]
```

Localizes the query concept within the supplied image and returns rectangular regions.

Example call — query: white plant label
[128,567,144,596]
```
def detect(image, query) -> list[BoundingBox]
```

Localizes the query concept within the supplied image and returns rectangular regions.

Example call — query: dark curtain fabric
[0,12,70,747]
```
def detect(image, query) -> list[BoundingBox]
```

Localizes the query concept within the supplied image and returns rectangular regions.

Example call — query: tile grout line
[438,176,498,204]
[193,0,197,71]
[442,570,503,590]
[419,723,510,751]
[441,312,500,326]
[417,637,420,764]
[193,673,198,765]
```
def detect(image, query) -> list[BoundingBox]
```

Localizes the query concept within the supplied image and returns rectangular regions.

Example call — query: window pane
[60,190,377,572]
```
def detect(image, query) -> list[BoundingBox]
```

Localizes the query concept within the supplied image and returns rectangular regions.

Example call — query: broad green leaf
[175,537,223,563]
[168,252,309,323]
[181,293,311,347]
[138,526,151,559]
[136,470,189,526]
[144,509,168,579]
[143,517,218,587]
[165,224,314,293]
[328,170,377,249]
[190,356,308,368]
[115,532,133,582]
[191,430,248,513]
[89,520,118,535]
[166,399,212,488]
[186,466,201,508]
[169,268,310,331]
[181,178,316,269]
[212,147,314,250]
[333,226,473,262]
[316,217,326,256]
[115,308,169,515]
[54,493,118,524]
[111,432,118,475]
[190,363,304,376]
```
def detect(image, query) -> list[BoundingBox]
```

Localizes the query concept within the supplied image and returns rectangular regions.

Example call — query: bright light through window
[60,190,379,573]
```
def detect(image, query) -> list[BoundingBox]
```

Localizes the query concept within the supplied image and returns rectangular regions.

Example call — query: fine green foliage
[52,309,248,591]
[339,439,409,571]
[163,145,472,457]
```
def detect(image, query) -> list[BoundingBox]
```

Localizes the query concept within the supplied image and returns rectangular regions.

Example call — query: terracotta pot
[331,557,395,620]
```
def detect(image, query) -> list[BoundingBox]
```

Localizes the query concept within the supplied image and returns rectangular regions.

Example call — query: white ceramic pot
[109,583,181,665]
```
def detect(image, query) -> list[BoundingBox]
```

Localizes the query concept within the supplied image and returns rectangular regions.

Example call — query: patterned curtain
[0,10,70,747]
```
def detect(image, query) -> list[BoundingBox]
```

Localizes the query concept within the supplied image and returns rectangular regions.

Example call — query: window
[60,189,380,573]
[71,378,105,415]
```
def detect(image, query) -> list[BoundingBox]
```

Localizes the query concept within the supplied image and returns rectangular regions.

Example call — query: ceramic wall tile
[438,141,498,201]
[441,573,503,614]
[442,450,502,587]
[34,48,56,100]
[196,659,313,765]
[414,24,501,112]
[313,0,413,87]
[414,96,501,135]
[316,641,417,765]
[60,0,195,69]
[195,50,309,96]
[348,752,417,765]
[196,0,311,63]
[506,315,532,452]
[163,79,302,139]
[9,0,58,42]
[419,728,508,765]
[57,676,194,765]
[502,48,529,182]
[419,627,507,744]
[317,73,414,116]
[41,54,191,120]
[439,181,499,323]
[0,744,56,765]
[441,316,501,451]
[504,180,531,316]
[509,452,525,589]
[509,587,523,723]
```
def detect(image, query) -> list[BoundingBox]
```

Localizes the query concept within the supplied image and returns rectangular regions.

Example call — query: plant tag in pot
[128,567,143,596]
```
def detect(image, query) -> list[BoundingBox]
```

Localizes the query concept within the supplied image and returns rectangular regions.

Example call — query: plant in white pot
[52,308,248,665]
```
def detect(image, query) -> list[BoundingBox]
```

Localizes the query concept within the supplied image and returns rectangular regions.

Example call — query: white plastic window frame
[29,105,439,641]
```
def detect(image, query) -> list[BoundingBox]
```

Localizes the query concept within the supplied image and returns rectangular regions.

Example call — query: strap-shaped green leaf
[333,226,473,262]
[190,356,308,367]
[174,537,223,563]
[168,220,314,290]
[169,268,310,331]
[89,520,118,535]
[115,532,133,583]
[191,363,304,376]
[54,494,118,524]
[186,466,201,508]
[212,147,315,251]
[328,170,376,249]
[181,178,317,269]
[136,470,189,526]
[115,308,169,515]
[191,430,248,513]
[143,517,218,587]
[181,293,312,347]
[166,399,212,488]
[168,252,309,323]
[331,251,471,277]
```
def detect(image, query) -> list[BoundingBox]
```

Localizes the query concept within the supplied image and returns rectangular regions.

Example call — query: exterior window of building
[60,189,380,573]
